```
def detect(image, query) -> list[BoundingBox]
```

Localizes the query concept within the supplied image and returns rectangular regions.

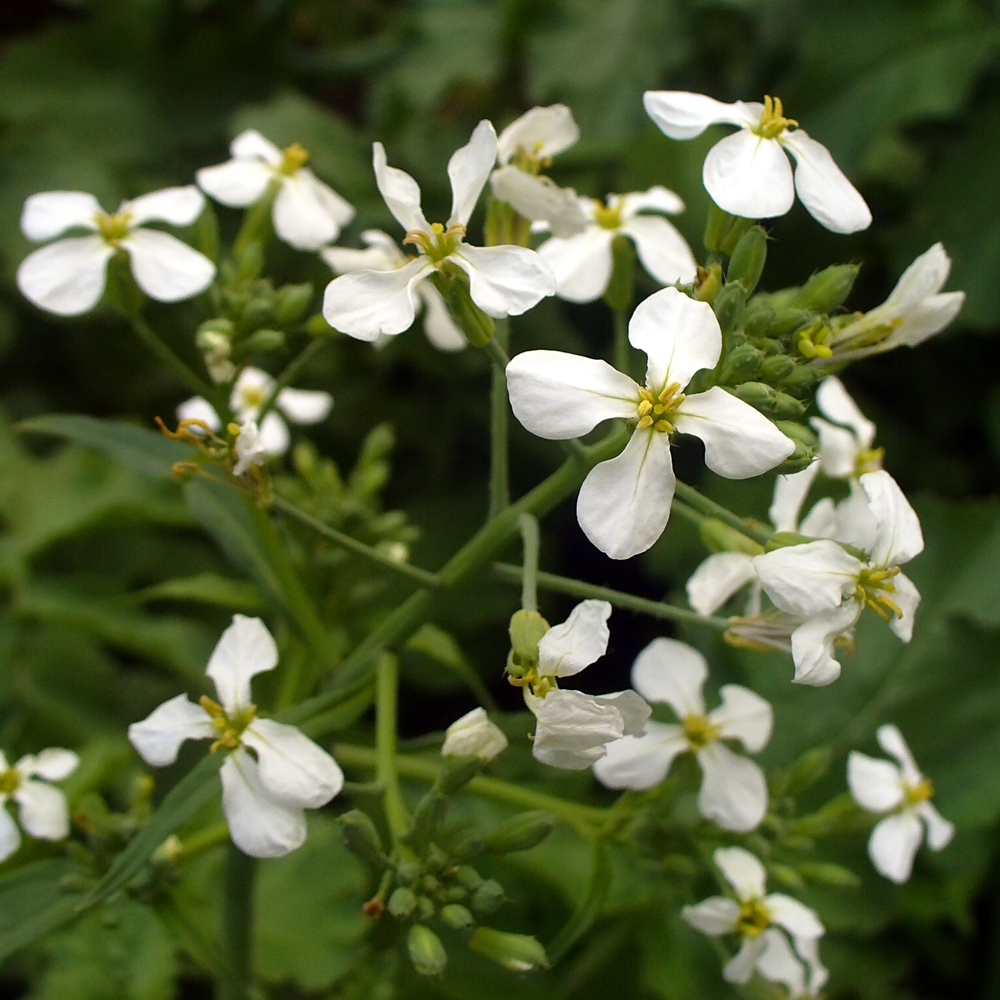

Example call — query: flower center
[512,141,551,174]
[752,95,798,140]
[0,768,21,795]
[402,222,467,263]
[682,713,719,749]
[794,320,833,360]
[636,383,685,433]
[854,566,903,623]
[855,446,884,477]
[95,210,133,245]
[904,777,934,806]
[199,695,258,752]
[591,199,622,231]
[238,385,268,412]
[279,142,310,176]
[736,898,772,937]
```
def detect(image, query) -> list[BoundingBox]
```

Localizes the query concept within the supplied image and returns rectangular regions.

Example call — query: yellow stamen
[279,142,310,175]
[402,223,467,262]
[753,95,798,140]
[95,210,133,245]
[904,778,934,805]
[855,446,884,477]
[736,899,772,937]
[591,199,623,230]
[0,768,20,795]
[636,383,685,434]
[682,713,720,749]
[855,566,903,622]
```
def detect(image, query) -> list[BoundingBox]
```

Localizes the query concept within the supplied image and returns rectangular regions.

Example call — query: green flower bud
[197,317,235,341]
[765,530,816,551]
[405,793,448,847]
[768,863,804,891]
[726,225,768,294]
[727,383,805,420]
[720,343,764,384]
[396,861,422,885]
[745,307,815,339]
[791,264,859,313]
[469,928,549,972]
[778,364,819,395]
[242,328,285,353]
[455,865,484,891]
[758,354,795,383]
[471,879,505,914]
[444,886,467,903]
[235,241,265,281]
[507,609,549,678]
[415,896,436,922]
[272,282,314,325]
[773,421,817,450]
[449,831,486,862]
[242,297,274,327]
[483,811,556,855]
[439,903,476,934]
[408,924,448,976]
[338,810,385,868]
[388,886,417,918]
[699,518,764,556]
[603,233,636,312]
[712,282,746,336]
[797,862,861,888]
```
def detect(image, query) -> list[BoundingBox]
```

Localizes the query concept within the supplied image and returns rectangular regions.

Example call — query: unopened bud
[791,264,859,313]
[759,354,795,382]
[745,306,815,339]
[768,863,804,891]
[242,298,274,327]
[507,609,549,677]
[242,328,285,353]
[469,928,549,972]
[455,866,484,891]
[388,886,417,918]
[483,811,556,855]
[773,420,817,451]
[408,924,447,976]
[338,810,385,868]
[439,903,476,934]
[798,862,861,888]
[235,241,264,281]
[433,756,485,796]
[712,282,746,336]
[765,531,815,552]
[728,383,805,420]
[272,283,314,325]
[727,225,768,294]
[442,708,509,762]
[720,343,764,384]
[405,793,448,847]
[471,879,505,914]
[778,364,819,394]
[196,317,235,344]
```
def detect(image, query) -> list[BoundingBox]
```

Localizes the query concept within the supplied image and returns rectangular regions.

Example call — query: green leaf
[132,572,266,612]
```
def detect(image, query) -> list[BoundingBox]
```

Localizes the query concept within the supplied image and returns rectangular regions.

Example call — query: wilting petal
[769,461,821,533]
[128,693,214,766]
[628,287,721,392]
[918,801,954,851]
[14,781,70,840]
[686,552,757,616]
[206,614,279,715]
[0,809,21,863]
[177,396,222,431]
[447,120,498,227]
[783,129,871,234]
[231,129,283,165]
[277,387,333,425]
[887,571,920,642]
[875,724,922,784]
[21,748,79,782]
[127,186,205,227]
[631,636,707,717]
[621,215,697,286]
[273,172,353,250]
[196,158,273,207]
[753,539,861,617]
[674,387,794,478]
[497,104,579,164]
[790,600,859,685]
[868,811,923,883]
[861,471,923,567]
[593,722,688,789]
[526,689,629,769]
[681,896,741,935]
[697,742,768,831]
[417,284,466,351]
[373,142,429,234]
[220,750,307,858]
[17,236,113,316]
[537,227,614,302]
[715,845,768,900]
[577,428,675,560]
[243,718,343,809]
[767,894,824,940]
[21,191,101,240]
[322,257,432,340]
[723,936,766,984]
[704,130,794,219]
[643,91,758,140]
[816,376,876,450]
[505,350,638,439]
[620,186,686,216]
[123,229,215,302]
[452,243,555,318]
[848,751,905,813]
[537,599,611,677]
[711,684,772,752]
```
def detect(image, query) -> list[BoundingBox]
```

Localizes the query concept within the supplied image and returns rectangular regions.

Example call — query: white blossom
[0,748,79,863]
[322,121,556,342]
[506,287,794,559]
[232,420,271,477]
[594,638,772,831]
[17,187,215,316]
[643,90,871,234]
[683,846,827,994]
[197,130,354,251]
[129,615,343,858]
[441,708,508,761]
[848,724,954,883]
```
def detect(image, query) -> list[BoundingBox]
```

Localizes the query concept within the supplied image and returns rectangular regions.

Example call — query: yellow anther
[653,418,674,433]
[856,446,885,476]
[95,210,133,244]
[239,386,267,409]
[279,142,310,175]
[795,322,834,360]
[636,415,654,430]
[637,399,653,418]
[591,199,622,231]
[199,695,224,718]
[754,95,798,140]
[227,422,242,437]
[636,383,683,433]
[682,713,719,749]
[0,768,20,795]
[904,778,934,805]
[402,223,466,262]
[736,899,772,937]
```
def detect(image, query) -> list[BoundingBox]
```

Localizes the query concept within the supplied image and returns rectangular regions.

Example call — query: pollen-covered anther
[682,713,720,749]
[856,566,903,622]
[735,898,772,937]
[279,142,310,175]
[754,95,798,140]
[591,200,623,231]
[636,382,685,433]
[0,767,20,795]
[904,777,935,805]
[95,210,133,245]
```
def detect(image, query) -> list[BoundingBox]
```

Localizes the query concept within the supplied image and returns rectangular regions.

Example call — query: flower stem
[217,844,256,1000]
[256,335,329,423]
[517,514,540,612]
[673,480,772,546]
[375,652,409,841]
[613,307,631,377]
[489,318,511,517]
[129,316,211,397]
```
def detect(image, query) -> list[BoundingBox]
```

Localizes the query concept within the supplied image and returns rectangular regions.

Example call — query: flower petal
[810,417,862,480]
[704,130,794,219]
[14,781,70,840]
[714,845,768,901]
[505,350,638,439]
[596,690,651,737]
[769,461,821,533]
[23,748,79,782]
[322,257,432,340]
[592,722,688,789]
[621,215,697,286]
[630,636,707,717]
[620,186,686,217]
[451,243,555,317]
[273,171,353,250]
[536,227,614,302]
[220,750,307,858]
[497,105,579,164]
[126,186,206,227]
[674,387,794,478]
[697,742,768,831]
[887,571,920,642]
[766,894,824,939]
[723,936,766,984]
[681,896,741,935]
[861,471,923,567]
[17,236,113,316]
[577,427,675,560]
[643,91,758,139]
[711,684,773,752]
[889,292,965,349]
[122,229,215,302]
[128,693,215,766]
[373,142,429,234]
[753,539,861,617]
[321,229,404,273]
[756,929,808,997]
[875,724,922,784]
[918,801,954,851]
[0,809,20,863]
[21,191,102,240]
[526,689,629,770]
[231,130,283,165]
[417,284,467,351]
[177,396,222,431]
[789,602,860,685]
[276,387,333,425]
[847,751,905,813]
[783,129,871,234]
[868,811,923,883]
[537,599,611,677]
[447,120,499,227]
[206,614,279,715]
[686,552,757,616]
[816,376,876,450]
[196,159,274,207]
[489,168,588,238]
[258,412,290,456]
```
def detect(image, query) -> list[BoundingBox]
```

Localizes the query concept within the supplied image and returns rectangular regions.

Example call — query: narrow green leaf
[132,573,267,612]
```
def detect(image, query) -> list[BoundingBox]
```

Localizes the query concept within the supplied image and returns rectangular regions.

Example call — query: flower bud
[778,364,819,395]
[712,282,746,336]
[455,866,484,891]
[197,317,236,343]
[405,793,448,847]
[272,282,314,325]
[414,896,436,922]
[235,241,265,281]
[388,886,418,918]
[773,420,817,451]
[603,233,636,312]
[727,383,805,420]
[242,297,274,327]
[439,903,476,934]
[768,862,804,890]
[408,924,448,976]
[758,354,795,383]
[242,328,285,353]
[797,862,861,888]
[469,928,549,972]
[396,861,422,884]
[471,879,505,914]
[449,831,486,862]
[507,609,549,678]
[791,263,859,313]
[434,756,484,795]
[745,306,814,339]
[442,708,509,762]
[483,811,556,855]
[720,343,764,384]
[338,809,385,868]
[726,224,768,294]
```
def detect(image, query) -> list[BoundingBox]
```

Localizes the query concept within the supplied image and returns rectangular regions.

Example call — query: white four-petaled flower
[848,724,954,883]
[128,615,344,858]
[17,187,215,316]
[506,287,794,559]
[643,90,871,234]
[197,130,354,251]
[594,638,772,831]
[0,747,79,863]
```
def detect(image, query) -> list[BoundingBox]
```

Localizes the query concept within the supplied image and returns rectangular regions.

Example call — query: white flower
[322,120,556,342]
[232,420,271,477]
[683,846,827,994]
[535,188,697,302]
[128,615,343,858]
[441,708,508,761]
[196,130,354,251]
[643,90,871,234]
[0,748,79,863]
[753,470,923,685]
[506,287,794,559]
[594,638,772,831]
[848,724,953,883]
[321,230,465,351]
[496,104,580,167]
[828,244,964,361]
[17,187,215,316]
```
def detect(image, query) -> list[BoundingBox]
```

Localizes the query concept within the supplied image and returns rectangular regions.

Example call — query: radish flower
[0,747,79,862]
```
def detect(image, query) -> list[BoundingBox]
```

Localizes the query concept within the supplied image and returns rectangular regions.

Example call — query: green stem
[232,184,277,263]
[613,307,630,377]
[180,822,230,858]
[375,653,409,841]
[493,563,729,630]
[257,335,329,422]
[270,494,441,588]
[673,480,772,546]
[130,317,212,397]
[489,318,511,517]
[518,514,540,612]
[482,335,510,369]
[217,844,256,1000]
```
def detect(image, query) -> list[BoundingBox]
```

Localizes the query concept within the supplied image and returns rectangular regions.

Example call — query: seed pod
[469,928,549,972]
[408,924,447,976]
[435,267,495,347]
[483,811,556,855]
[338,810,386,868]
[727,225,768,294]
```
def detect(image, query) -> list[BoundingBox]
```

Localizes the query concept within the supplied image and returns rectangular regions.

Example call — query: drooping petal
[505,350,638,439]
[697,742,768,831]
[592,722,688,789]
[766,894,824,939]
[21,191,102,240]
[868,811,923,883]
[643,91,758,140]
[686,552,757,616]
[810,417,862,479]
[14,781,70,840]
[196,159,274,208]
[497,105,579,164]
[861,471,924,568]
[756,929,808,997]
[790,602,860,685]
[875,724,923,785]
[242,718,344,809]
[753,539,861,617]
[620,186,686,217]
[621,215,697,287]
[126,186,205,227]
[231,129,283,165]
[711,684,773,752]
[17,236,113,316]
[451,243,555,317]
[576,427,675,560]
[220,750,307,858]
[888,291,965,349]
[783,129,872,234]
[816,376,876,450]
[674,386,794,478]
[206,614,279,715]
[128,693,215,766]
[322,257,432,340]
[680,896,741,935]
[122,229,216,302]
[272,171,353,250]
[723,936,766,984]
[373,142,429,234]
[596,690,651,737]
[416,284,467,351]
[447,120,498,227]
[887,571,920,642]
[769,461,821,533]
[526,689,630,770]
[630,636,707,716]
[704,131,795,219]
[258,412,290,456]
[847,751,905,813]
[918,801,954,851]
[536,227,614,302]
[276,387,333,425]
[22,748,79,782]
[628,287,721,392]
[321,229,405,273]
[714,845,768,901]
[537,599,611,677]
[0,809,21,863]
